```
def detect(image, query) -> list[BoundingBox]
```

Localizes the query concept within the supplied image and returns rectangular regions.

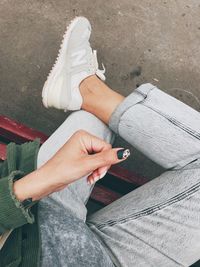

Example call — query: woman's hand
[14,130,130,201]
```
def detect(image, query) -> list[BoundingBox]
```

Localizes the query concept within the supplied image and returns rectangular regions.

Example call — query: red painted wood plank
[108,165,148,186]
[0,143,6,161]
[90,184,122,206]
[0,116,48,144]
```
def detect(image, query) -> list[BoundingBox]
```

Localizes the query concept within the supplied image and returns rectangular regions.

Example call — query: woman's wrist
[13,168,53,201]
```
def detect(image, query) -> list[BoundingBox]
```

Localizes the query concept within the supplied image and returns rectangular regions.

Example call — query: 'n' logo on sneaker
[71,49,87,67]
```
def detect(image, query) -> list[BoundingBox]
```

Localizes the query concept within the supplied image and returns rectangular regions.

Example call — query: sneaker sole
[42,16,90,109]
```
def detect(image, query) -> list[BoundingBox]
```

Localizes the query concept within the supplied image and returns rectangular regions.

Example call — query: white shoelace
[93,50,106,81]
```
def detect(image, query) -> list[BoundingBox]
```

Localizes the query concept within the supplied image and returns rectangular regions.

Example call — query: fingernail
[99,171,107,179]
[90,176,99,185]
[94,176,99,183]
[89,179,94,185]
[117,149,130,160]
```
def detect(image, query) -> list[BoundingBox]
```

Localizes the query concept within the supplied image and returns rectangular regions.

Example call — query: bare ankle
[79,75,103,97]
[79,75,124,124]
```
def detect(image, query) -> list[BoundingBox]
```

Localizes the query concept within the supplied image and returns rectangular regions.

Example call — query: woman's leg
[80,76,200,266]
[37,110,115,267]
[37,110,114,221]
[80,76,200,169]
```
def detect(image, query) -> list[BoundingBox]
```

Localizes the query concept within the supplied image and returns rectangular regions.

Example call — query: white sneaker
[42,17,105,111]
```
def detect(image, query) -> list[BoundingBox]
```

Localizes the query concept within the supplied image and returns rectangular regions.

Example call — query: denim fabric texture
[38,84,200,267]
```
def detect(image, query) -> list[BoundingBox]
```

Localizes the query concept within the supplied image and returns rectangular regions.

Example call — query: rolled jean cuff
[108,83,200,169]
[109,83,156,134]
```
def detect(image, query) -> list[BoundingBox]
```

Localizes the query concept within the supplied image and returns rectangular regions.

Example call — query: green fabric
[0,139,40,267]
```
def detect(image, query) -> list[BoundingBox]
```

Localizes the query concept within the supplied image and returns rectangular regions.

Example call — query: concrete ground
[0,0,200,180]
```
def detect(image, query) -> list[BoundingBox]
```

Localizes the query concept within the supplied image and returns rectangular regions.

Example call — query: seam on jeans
[110,85,156,134]
[179,160,200,170]
[93,179,200,229]
[115,87,155,133]
[123,87,155,116]
[119,229,184,267]
[136,86,156,98]
[136,85,156,97]
[143,104,200,141]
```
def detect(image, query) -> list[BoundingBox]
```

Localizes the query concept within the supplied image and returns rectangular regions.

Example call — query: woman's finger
[81,131,112,154]
[87,148,130,172]
[87,165,110,185]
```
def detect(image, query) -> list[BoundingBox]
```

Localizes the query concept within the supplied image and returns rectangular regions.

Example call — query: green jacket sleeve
[0,171,35,235]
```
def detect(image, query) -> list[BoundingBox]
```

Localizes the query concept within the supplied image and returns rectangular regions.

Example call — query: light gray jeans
[38,83,200,267]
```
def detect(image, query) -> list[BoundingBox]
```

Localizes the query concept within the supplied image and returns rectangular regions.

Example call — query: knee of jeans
[37,111,115,168]
[66,110,115,144]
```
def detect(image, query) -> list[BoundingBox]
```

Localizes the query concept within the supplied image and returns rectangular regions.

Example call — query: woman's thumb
[88,148,130,170]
